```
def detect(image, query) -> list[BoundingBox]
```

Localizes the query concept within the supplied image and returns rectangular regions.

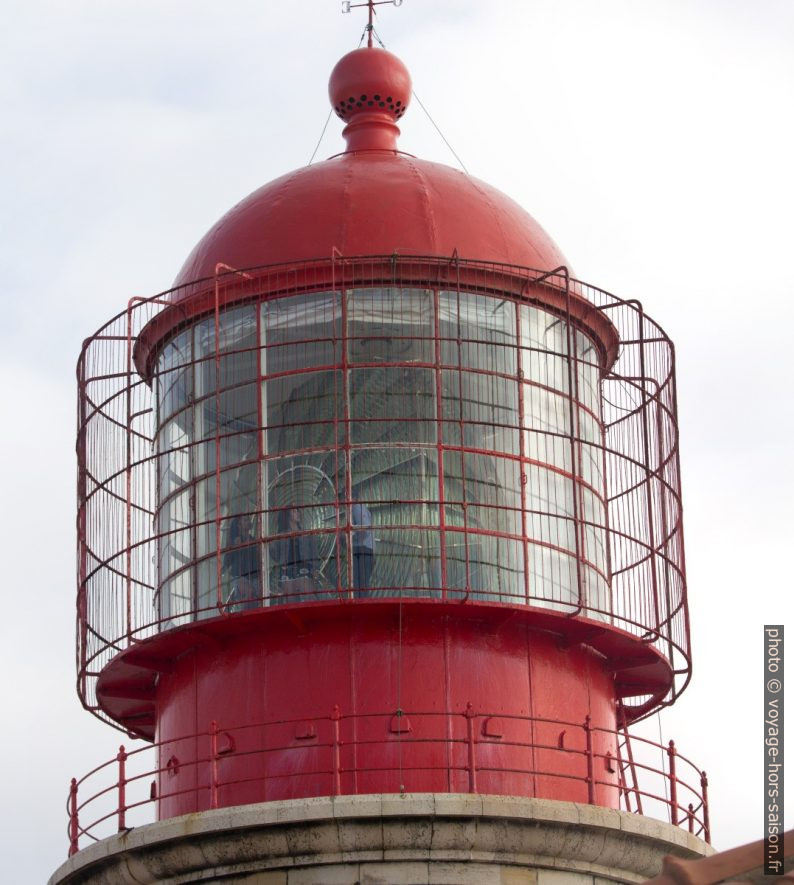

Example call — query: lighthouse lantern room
[60,10,709,882]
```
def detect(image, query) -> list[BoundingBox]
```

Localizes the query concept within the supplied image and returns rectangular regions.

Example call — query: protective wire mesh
[76,256,689,724]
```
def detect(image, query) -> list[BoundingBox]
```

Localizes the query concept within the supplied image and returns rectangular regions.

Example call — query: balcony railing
[65,707,708,857]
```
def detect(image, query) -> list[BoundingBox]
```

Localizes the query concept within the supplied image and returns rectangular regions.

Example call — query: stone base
[49,794,712,885]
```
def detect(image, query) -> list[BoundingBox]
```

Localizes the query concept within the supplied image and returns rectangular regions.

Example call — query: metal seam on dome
[337,157,357,255]
[403,156,439,257]
[464,173,513,269]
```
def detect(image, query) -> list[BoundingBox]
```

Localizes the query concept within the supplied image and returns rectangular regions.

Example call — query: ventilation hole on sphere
[374,94,381,100]
[379,101,385,107]
[387,96,393,103]
[396,100,402,107]
[368,101,374,106]
[360,94,367,101]
[348,96,355,102]
[357,101,362,107]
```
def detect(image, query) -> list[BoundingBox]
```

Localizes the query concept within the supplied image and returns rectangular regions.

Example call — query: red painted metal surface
[78,257,688,735]
[173,154,568,298]
[151,604,618,815]
[71,42,694,845]
[329,47,411,151]
[63,704,709,856]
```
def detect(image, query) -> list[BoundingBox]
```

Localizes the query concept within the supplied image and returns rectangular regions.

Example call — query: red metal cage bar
[76,255,689,727]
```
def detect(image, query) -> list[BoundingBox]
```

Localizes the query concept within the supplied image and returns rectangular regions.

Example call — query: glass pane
[439,291,517,373]
[157,417,191,497]
[194,306,258,399]
[265,370,342,454]
[442,369,519,455]
[444,530,523,602]
[520,304,567,354]
[348,288,434,365]
[349,367,436,444]
[195,465,259,558]
[528,545,579,610]
[443,452,521,537]
[156,328,193,424]
[360,527,441,598]
[264,292,341,374]
[350,447,439,525]
[161,571,193,627]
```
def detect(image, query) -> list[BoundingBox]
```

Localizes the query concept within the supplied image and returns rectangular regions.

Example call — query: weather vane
[342,0,403,48]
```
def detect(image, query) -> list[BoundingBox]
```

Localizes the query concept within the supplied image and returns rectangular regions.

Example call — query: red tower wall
[74,46,691,844]
[154,602,619,817]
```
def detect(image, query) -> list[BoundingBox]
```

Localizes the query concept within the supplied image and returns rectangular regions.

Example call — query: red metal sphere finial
[329,47,411,152]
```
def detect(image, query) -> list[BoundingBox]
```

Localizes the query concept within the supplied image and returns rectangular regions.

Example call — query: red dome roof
[173,47,567,287]
[175,154,567,285]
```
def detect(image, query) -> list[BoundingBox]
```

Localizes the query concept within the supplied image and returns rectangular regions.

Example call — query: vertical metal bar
[189,327,199,618]
[636,305,662,634]
[339,259,354,595]
[331,705,342,796]
[213,272,224,614]
[117,745,127,832]
[669,340,692,695]
[210,720,219,809]
[452,259,471,599]
[654,377,676,666]
[584,715,595,804]
[76,350,89,699]
[255,295,265,606]
[515,299,530,604]
[596,316,614,612]
[465,702,477,793]
[618,705,643,814]
[125,303,135,641]
[701,770,710,843]
[330,250,343,598]
[667,739,679,826]
[68,778,79,857]
[434,286,447,596]
[208,265,253,614]
[562,272,585,616]
[688,803,695,834]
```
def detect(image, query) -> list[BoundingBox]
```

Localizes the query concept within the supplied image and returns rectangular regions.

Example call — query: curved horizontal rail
[64,707,708,858]
[76,255,690,727]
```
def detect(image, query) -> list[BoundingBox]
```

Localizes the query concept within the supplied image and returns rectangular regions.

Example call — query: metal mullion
[452,264,471,598]
[516,302,530,605]
[256,300,266,605]
[636,307,661,637]
[433,288,447,597]
[561,272,585,616]
[212,279,224,615]
[339,264,353,596]
[188,328,199,621]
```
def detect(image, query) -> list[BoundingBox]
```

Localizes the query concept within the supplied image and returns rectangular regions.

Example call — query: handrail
[65,706,707,857]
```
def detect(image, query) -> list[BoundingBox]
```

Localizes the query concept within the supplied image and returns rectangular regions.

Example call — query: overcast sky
[2,1,793,880]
